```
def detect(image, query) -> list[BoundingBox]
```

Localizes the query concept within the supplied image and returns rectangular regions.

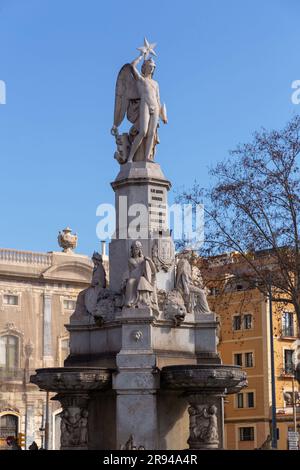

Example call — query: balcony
[281,327,296,339]
[280,367,295,378]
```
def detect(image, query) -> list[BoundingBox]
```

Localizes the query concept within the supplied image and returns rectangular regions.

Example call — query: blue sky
[0,0,299,255]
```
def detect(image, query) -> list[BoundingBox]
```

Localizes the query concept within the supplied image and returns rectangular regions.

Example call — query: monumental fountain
[31,39,247,450]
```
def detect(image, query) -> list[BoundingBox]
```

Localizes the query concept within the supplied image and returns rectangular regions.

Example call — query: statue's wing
[113,64,139,127]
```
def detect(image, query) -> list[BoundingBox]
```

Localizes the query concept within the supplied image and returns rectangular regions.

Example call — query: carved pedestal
[186,393,223,450]
[55,393,90,450]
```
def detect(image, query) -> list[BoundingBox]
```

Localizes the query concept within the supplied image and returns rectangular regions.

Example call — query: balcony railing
[281,327,295,338]
[281,366,295,377]
[0,248,52,265]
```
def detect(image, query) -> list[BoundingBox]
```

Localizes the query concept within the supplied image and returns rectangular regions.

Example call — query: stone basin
[161,364,247,394]
[161,364,247,450]
[30,367,113,393]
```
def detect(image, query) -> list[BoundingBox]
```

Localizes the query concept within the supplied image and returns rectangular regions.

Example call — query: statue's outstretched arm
[131,54,143,80]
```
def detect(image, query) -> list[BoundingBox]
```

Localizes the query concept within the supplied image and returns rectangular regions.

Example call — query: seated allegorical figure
[84,251,107,315]
[175,252,211,314]
[122,240,158,311]
[70,251,107,322]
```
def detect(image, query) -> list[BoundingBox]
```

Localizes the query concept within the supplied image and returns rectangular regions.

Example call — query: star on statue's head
[137,37,157,59]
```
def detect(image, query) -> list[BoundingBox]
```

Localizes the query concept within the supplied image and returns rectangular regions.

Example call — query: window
[63,299,76,310]
[282,312,294,337]
[234,352,254,368]
[239,427,254,441]
[244,314,253,330]
[247,392,255,408]
[3,295,18,306]
[283,391,300,406]
[236,392,255,408]
[233,314,253,331]
[0,335,19,369]
[284,391,293,405]
[237,393,244,408]
[233,316,242,331]
[245,352,254,368]
[284,350,294,374]
[234,353,243,366]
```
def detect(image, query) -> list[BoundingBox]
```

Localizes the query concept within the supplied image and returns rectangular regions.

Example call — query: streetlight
[268,279,277,449]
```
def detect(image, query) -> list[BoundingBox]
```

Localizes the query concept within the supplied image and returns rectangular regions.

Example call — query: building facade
[0,246,96,449]
[208,272,300,450]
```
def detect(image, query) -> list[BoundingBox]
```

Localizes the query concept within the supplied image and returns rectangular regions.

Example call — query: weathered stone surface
[30,367,112,393]
[161,364,247,449]
[160,364,248,393]
[30,367,113,450]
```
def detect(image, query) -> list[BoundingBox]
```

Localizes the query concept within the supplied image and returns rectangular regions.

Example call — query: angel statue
[111,38,168,164]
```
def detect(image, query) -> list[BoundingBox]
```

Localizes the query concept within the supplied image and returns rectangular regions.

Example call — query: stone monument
[31,39,247,450]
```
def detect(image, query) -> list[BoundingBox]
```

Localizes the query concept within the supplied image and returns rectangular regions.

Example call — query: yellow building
[208,273,299,450]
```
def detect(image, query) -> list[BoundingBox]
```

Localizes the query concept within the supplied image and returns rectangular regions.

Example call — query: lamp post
[268,281,278,449]
[292,375,297,433]
[45,391,50,450]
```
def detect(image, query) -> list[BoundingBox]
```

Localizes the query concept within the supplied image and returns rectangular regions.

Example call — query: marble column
[43,292,53,367]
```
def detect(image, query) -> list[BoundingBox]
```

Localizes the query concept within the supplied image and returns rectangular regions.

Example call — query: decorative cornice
[111,176,171,191]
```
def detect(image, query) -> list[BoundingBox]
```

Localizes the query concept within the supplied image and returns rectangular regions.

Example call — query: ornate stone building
[0,239,108,449]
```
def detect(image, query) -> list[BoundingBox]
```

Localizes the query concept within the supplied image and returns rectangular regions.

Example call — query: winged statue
[111,38,167,164]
